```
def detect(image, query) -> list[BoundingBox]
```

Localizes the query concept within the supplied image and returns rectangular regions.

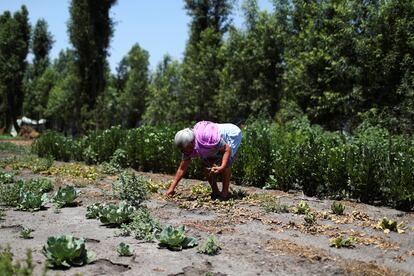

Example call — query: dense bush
[31,120,414,210]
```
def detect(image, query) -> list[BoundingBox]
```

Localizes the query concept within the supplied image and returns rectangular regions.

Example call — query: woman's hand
[165,188,175,197]
[211,165,224,174]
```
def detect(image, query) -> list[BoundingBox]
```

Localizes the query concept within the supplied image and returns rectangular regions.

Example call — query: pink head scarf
[193,121,220,157]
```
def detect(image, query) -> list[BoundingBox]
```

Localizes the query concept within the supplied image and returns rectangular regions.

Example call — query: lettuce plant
[331,201,345,215]
[17,192,48,211]
[304,212,316,225]
[85,202,104,219]
[329,236,356,248]
[156,225,197,251]
[293,200,310,214]
[42,235,95,268]
[52,186,80,207]
[197,235,221,255]
[117,242,133,257]
[376,217,405,234]
[99,202,135,226]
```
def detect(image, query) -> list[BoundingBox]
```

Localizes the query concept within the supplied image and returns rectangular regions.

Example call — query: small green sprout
[329,236,356,248]
[197,235,221,255]
[20,227,34,239]
[331,201,345,215]
[117,242,133,257]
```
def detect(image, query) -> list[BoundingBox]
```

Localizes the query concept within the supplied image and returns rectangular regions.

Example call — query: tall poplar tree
[180,0,233,121]
[0,6,30,132]
[68,0,117,132]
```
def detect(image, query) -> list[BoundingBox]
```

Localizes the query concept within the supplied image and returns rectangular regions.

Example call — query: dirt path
[1,154,413,275]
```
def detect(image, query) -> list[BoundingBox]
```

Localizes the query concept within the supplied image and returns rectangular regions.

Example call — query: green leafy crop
[118,207,161,241]
[293,200,310,214]
[98,202,136,226]
[42,235,95,268]
[52,186,80,208]
[197,235,221,255]
[117,242,133,257]
[376,217,405,234]
[156,225,198,251]
[329,236,356,248]
[17,192,48,211]
[85,202,104,219]
[331,201,345,215]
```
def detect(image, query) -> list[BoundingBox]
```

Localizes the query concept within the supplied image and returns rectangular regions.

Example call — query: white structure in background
[9,116,47,137]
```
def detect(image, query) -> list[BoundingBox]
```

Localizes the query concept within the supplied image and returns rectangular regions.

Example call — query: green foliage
[20,227,34,239]
[197,235,221,255]
[293,200,311,215]
[0,181,21,207]
[68,0,117,133]
[0,246,35,276]
[118,207,161,241]
[304,212,316,226]
[17,192,48,211]
[260,196,289,213]
[113,170,150,206]
[42,235,95,268]
[98,202,136,226]
[376,217,405,234]
[331,202,345,215]
[329,236,356,248]
[85,202,104,219]
[0,170,15,184]
[116,242,133,257]
[32,131,73,161]
[0,142,29,154]
[156,225,198,251]
[52,186,79,208]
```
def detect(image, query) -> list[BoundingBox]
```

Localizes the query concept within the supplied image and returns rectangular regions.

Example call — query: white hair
[174,128,194,149]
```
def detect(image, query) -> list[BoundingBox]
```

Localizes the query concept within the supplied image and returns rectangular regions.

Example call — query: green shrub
[118,207,161,241]
[98,202,136,226]
[17,192,48,211]
[32,131,73,161]
[81,126,126,164]
[113,170,150,206]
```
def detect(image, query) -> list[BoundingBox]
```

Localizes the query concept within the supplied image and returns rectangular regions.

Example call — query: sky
[0,0,273,72]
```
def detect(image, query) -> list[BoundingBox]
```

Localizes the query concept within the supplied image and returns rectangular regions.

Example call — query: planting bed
[0,147,414,276]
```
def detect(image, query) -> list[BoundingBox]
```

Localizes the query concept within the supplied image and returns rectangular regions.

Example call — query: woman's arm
[166,159,191,195]
[211,144,231,173]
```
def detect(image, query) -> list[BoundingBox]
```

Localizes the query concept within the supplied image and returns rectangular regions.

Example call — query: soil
[1,146,414,276]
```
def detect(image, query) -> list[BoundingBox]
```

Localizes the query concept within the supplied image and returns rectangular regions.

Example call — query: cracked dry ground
[0,156,413,275]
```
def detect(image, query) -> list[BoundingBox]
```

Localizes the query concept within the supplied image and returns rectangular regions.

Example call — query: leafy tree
[143,55,183,125]
[180,0,233,121]
[24,19,54,120]
[0,6,30,132]
[45,50,79,134]
[68,0,117,132]
[217,0,286,122]
[117,44,150,128]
